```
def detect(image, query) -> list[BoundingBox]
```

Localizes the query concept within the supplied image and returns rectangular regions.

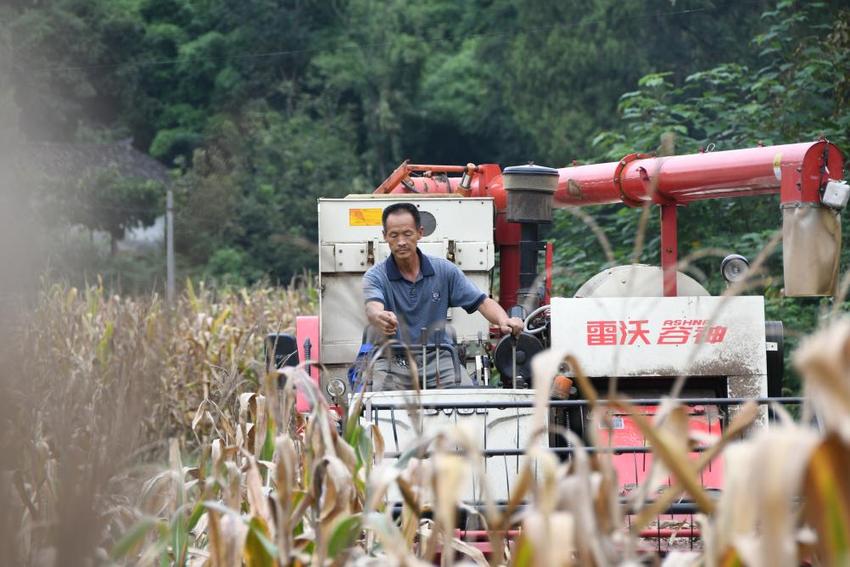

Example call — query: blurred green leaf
[327,514,361,559]
[110,516,160,559]
[244,516,277,567]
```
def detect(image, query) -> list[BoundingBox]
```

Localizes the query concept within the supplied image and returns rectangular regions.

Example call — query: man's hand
[478,298,525,337]
[375,310,398,336]
[499,316,524,337]
[366,300,398,337]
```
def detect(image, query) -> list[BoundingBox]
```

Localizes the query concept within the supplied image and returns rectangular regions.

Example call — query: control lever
[477,331,490,386]
[474,356,484,386]
[511,334,518,389]
[420,327,428,391]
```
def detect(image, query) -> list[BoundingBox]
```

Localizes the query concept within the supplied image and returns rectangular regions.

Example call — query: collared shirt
[363,248,486,346]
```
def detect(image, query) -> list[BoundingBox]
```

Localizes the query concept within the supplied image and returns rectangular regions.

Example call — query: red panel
[598,406,724,493]
[495,213,520,309]
[295,315,320,412]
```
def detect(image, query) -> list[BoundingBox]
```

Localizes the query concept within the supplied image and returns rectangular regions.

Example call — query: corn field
[1,281,849,566]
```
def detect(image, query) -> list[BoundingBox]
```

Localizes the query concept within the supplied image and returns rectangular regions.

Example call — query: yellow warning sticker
[349,208,383,226]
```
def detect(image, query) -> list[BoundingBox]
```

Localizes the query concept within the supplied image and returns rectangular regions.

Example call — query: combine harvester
[271,140,848,552]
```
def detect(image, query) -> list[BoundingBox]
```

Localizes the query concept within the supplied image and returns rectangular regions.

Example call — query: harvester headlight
[326,378,346,398]
[721,254,750,284]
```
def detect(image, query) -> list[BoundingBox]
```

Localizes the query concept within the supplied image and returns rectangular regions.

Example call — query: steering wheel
[523,304,551,335]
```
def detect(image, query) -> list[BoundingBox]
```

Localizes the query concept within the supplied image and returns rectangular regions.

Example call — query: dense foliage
[6,0,846,282]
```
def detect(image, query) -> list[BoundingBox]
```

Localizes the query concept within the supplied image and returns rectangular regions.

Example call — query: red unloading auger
[374,141,846,306]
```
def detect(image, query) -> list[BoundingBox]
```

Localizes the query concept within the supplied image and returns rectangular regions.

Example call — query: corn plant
[0,280,315,566]
[3,279,850,566]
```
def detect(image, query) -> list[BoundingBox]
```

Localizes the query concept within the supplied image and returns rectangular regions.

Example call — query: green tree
[175,100,365,283]
[5,0,849,294]
[4,0,143,141]
[503,0,772,165]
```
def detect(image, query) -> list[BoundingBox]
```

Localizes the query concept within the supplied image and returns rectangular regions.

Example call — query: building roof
[17,139,170,185]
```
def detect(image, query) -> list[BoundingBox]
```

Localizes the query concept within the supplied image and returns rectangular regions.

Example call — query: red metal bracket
[374,162,480,194]
[637,165,676,205]
[613,153,653,207]
[660,204,678,297]
[374,160,412,194]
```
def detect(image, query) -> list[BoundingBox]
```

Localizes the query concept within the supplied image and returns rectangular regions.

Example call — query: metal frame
[368,396,804,553]
[366,396,804,458]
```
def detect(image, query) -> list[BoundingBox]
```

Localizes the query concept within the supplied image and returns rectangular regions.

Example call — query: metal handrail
[388,498,718,516]
[381,445,713,459]
[365,396,804,410]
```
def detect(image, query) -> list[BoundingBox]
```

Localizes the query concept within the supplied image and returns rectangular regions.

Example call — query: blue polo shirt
[363,248,487,346]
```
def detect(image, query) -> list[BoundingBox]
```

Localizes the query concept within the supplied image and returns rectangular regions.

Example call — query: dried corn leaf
[530,348,562,435]
[555,432,607,566]
[434,453,466,525]
[366,463,403,512]
[523,511,575,567]
[205,502,247,567]
[661,551,700,566]
[246,458,273,535]
[448,536,489,566]
[319,456,356,525]
[802,433,850,566]
[716,426,820,567]
[794,318,850,443]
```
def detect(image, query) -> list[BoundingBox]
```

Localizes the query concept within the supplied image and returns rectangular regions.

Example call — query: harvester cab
[281,140,846,525]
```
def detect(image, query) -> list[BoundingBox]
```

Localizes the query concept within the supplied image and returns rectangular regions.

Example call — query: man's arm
[443,262,523,336]
[366,300,398,336]
[477,297,524,336]
[363,268,397,337]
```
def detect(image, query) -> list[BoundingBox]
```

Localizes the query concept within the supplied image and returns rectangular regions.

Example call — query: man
[362,202,524,390]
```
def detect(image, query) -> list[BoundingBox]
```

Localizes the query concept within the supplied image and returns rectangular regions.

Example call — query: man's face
[383,211,423,261]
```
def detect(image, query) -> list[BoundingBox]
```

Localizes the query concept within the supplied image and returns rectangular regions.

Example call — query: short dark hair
[382,202,421,229]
